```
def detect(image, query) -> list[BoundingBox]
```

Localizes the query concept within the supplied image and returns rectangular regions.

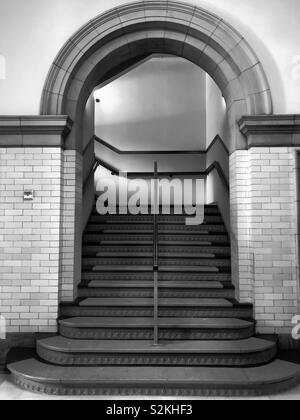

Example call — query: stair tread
[82,272,231,280]
[59,317,249,328]
[90,266,220,273]
[160,241,228,245]
[85,245,230,249]
[9,359,300,389]
[94,253,217,258]
[93,241,228,246]
[88,230,214,234]
[84,236,229,241]
[92,207,219,214]
[38,337,276,354]
[159,267,220,272]
[85,257,229,262]
[92,226,223,229]
[84,246,230,252]
[91,215,221,219]
[86,228,226,234]
[79,298,233,307]
[87,281,224,289]
[89,221,222,225]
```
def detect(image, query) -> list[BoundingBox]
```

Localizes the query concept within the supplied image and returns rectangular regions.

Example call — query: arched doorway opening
[40,1,273,302]
[41,1,272,149]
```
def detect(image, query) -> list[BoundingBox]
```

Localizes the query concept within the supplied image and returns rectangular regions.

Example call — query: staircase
[8,205,300,396]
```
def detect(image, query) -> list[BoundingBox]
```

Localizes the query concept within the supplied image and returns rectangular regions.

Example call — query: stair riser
[77,289,235,299]
[89,221,224,227]
[90,216,223,224]
[80,282,233,289]
[83,235,230,245]
[59,326,254,341]
[81,273,232,282]
[37,347,277,368]
[83,253,230,259]
[84,245,231,251]
[82,259,231,268]
[85,226,226,233]
[11,374,300,397]
[91,208,221,217]
[82,247,231,257]
[60,307,253,319]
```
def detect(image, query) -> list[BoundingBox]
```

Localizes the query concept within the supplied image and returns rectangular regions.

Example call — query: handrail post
[153,162,159,346]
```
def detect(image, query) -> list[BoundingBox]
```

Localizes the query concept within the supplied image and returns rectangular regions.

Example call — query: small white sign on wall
[23,190,34,201]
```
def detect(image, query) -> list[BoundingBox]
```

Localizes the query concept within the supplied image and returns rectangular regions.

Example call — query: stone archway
[41,0,272,153]
[40,1,274,303]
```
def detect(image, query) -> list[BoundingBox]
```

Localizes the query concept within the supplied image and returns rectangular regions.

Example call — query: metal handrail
[153,162,159,345]
[95,157,119,175]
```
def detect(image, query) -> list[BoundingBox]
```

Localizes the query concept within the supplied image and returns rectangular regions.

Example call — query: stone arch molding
[41,1,273,151]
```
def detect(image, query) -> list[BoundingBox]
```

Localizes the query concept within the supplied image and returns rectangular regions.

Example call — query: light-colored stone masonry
[0,148,63,333]
[250,147,299,334]
[231,147,300,335]
[0,147,84,333]
[60,151,82,303]
[230,151,253,303]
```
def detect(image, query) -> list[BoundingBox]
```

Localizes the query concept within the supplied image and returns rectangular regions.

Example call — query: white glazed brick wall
[230,148,300,335]
[60,151,82,302]
[250,147,299,334]
[230,151,253,303]
[0,147,62,333]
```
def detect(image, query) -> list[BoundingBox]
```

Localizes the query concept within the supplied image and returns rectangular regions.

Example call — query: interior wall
[206,75,230,149]
[206,172,230,232]
[95,57,207,151]
[205,75,230,230]
[95,141,207,173]
[94,64,231,226]
[82,95,95,151]
[82,95,96,232]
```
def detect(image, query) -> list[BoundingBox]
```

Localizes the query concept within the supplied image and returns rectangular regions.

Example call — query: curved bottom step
[8,358,300,397]
[59,317,254,340]
[37,337,277,367]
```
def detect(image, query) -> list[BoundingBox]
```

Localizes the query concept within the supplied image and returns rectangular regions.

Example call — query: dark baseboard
[277,334,300,350]
[0,333,56,372]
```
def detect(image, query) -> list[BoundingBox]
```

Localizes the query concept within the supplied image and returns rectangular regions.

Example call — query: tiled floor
[0,374,300,400]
